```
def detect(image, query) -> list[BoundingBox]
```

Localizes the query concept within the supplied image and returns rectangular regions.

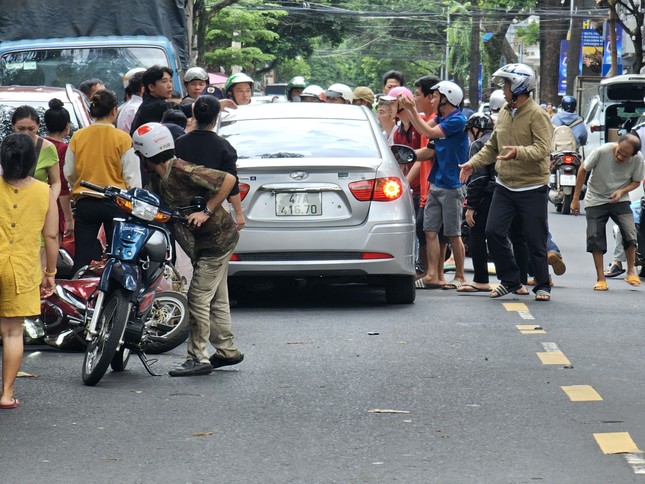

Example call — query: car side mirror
[390,144,417,164]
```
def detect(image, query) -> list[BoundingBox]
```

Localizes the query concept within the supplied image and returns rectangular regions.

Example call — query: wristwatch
[202,206,213,216]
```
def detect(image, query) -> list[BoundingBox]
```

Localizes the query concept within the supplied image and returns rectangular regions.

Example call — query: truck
[0,0,190,100]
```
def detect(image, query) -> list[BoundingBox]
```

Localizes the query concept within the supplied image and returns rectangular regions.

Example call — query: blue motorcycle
[78,181,199,386]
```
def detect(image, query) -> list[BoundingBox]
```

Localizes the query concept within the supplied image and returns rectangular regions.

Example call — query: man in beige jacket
[459,63,553,301]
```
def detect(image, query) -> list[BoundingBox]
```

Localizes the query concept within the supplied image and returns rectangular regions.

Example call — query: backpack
[551,122,579,152]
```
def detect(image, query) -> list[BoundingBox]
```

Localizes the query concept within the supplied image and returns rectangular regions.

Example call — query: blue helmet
[560,95,576,113]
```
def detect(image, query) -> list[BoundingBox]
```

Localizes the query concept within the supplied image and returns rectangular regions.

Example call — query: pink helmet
[382,86,413,102]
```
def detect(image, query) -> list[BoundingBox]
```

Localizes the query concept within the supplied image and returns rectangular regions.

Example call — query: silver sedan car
[218,103,416,304]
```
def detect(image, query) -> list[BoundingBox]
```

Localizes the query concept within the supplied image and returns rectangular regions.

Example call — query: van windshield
[0,46,170,100]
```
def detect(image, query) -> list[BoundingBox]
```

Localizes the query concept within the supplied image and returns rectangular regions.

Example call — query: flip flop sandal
[593,280,608,291]
[625,275,641,287]
[604,263,626,278]
[490,283,522,299]
[457,284,491,293]
[535,289,551,301]
[443,279,464,290]
[0,398,20,409]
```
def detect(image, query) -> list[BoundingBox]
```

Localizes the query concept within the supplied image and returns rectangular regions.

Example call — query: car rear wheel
[385,275,416,304]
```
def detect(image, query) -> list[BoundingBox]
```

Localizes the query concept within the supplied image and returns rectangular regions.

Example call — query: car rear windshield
[219,118,381,159]
[0,46,169,101]
[606,83,645,102]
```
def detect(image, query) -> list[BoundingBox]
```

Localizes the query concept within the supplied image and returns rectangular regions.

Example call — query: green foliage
[515,22,539,46]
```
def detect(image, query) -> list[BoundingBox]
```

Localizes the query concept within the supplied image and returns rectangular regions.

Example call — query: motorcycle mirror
[390,144,417,164]
[617,128,628,136]
[189,196,207,211]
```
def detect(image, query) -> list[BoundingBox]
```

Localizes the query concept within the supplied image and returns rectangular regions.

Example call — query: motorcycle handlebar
[79,180,107,193]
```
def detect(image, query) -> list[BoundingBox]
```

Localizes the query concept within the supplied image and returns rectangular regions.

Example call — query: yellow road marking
[503,303,528,312]
[561,385,603,402]
[593,432,642,454]
[536,351,570,365]
[516,324,546,334]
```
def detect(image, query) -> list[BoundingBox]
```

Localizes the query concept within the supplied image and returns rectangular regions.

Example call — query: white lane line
[541,342,560,352]
[625,453,645,474]
[518,310,535,320]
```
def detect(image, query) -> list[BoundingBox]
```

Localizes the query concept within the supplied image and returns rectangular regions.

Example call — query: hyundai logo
[290,171,309,181]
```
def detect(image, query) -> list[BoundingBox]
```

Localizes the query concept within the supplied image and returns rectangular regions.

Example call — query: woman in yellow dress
[0,134,58,410]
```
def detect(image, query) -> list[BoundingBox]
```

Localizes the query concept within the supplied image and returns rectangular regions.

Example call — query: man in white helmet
[325,83,353,104]
[132,122,244,376]
[459,63,554,301]
[182,66,210,101]
[488,89,506,123]
[399,80,469,290]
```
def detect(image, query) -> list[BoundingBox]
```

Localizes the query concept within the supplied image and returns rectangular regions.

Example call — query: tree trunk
[539,0,569,103]
[566,14,582,96]
[608,5,618,77]
[469,6,481,109]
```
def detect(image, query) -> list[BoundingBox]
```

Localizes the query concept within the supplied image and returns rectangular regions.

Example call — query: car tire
[385,275,416,304]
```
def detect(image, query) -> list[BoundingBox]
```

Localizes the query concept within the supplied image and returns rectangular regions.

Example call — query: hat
[382,86,413,102]
[353,86,375,105]
[200,85,224,100]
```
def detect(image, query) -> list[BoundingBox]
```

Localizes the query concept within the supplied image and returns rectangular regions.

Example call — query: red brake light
[349,177,403,201]
[562,155,575,164]
[360,252,394,259]
[239,183,250,201]
[230,253,241,261]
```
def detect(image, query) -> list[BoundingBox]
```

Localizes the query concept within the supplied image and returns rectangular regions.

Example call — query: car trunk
[237,158,382,228]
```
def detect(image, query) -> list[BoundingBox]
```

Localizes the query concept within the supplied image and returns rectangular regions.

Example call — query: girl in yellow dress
[0,134,58,410]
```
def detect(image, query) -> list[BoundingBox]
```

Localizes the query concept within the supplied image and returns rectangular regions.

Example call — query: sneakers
[168,359,213,377]
[548,251,566,276]
[209,353,244,369]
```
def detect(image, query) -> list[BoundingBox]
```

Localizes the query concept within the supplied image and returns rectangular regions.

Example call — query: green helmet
[224,73,254,94]
[286,76,308,101]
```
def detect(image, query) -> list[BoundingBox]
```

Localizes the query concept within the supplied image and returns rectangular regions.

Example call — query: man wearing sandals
[459,63,553,301]
[570,134,644,291]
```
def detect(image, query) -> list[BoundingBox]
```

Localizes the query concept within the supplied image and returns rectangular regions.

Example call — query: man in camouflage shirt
[132,122,244,377]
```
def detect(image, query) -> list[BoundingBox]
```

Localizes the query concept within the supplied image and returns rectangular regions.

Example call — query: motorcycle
[23,262,189,355]
[76,181,199,386]
[548,150,583,215]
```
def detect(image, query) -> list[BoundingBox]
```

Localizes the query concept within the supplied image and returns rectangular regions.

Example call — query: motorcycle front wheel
[143,291,189,354]
[110,347,131,371]
[82,289,129,386]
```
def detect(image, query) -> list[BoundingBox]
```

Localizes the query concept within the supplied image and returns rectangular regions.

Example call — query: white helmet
[492,63,536,95]
[430,81,463,107]
[132,123,174,158]
[184,67,209,83]
[489,89,506,112]
[325,83,353,102]
[301,85,326,101]
[123,67,145,88]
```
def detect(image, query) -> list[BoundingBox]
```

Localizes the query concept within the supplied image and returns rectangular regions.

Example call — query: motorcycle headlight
[131,199,160,221]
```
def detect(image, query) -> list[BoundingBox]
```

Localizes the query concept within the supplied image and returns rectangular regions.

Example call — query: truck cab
[0,36,185,101]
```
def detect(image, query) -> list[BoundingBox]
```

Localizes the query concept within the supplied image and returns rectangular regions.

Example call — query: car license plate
[559,174,577,186]
[275,192,322,216]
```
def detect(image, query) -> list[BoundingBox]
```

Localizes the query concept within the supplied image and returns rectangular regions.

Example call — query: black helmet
[561,95,576,113]
[465,112,494,134]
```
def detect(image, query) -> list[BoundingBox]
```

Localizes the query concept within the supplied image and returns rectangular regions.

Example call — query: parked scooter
[548,150,583,214]
[76,181,200,386]
[23,262,189,354]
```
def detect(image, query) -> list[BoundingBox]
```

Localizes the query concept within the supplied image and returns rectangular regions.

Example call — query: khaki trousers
[186,249,240,363]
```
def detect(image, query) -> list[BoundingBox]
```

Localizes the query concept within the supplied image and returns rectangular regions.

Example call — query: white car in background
[218,103,417,304]
[583,74,645,160]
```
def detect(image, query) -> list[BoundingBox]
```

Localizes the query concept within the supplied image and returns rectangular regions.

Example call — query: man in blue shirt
[551,95,587,148]
[399,80,468,289]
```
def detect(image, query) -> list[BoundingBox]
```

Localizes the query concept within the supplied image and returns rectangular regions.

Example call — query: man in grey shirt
[571,134,645,290]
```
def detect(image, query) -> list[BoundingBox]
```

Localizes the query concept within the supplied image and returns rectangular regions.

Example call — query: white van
[583,74,645,159]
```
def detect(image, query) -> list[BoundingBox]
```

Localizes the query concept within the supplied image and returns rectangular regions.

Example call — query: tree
[596,0,644,73]
[538,0,569,103]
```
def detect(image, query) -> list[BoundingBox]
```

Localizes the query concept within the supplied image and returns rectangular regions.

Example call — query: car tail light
[239,183,250,201]
[349,177,403,201]
[562,155,575,164]
[230,253,241,261]
[590,125,603,133]
[360,252,394,259]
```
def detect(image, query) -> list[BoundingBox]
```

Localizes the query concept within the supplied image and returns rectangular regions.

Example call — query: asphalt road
[2,207,645,483]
